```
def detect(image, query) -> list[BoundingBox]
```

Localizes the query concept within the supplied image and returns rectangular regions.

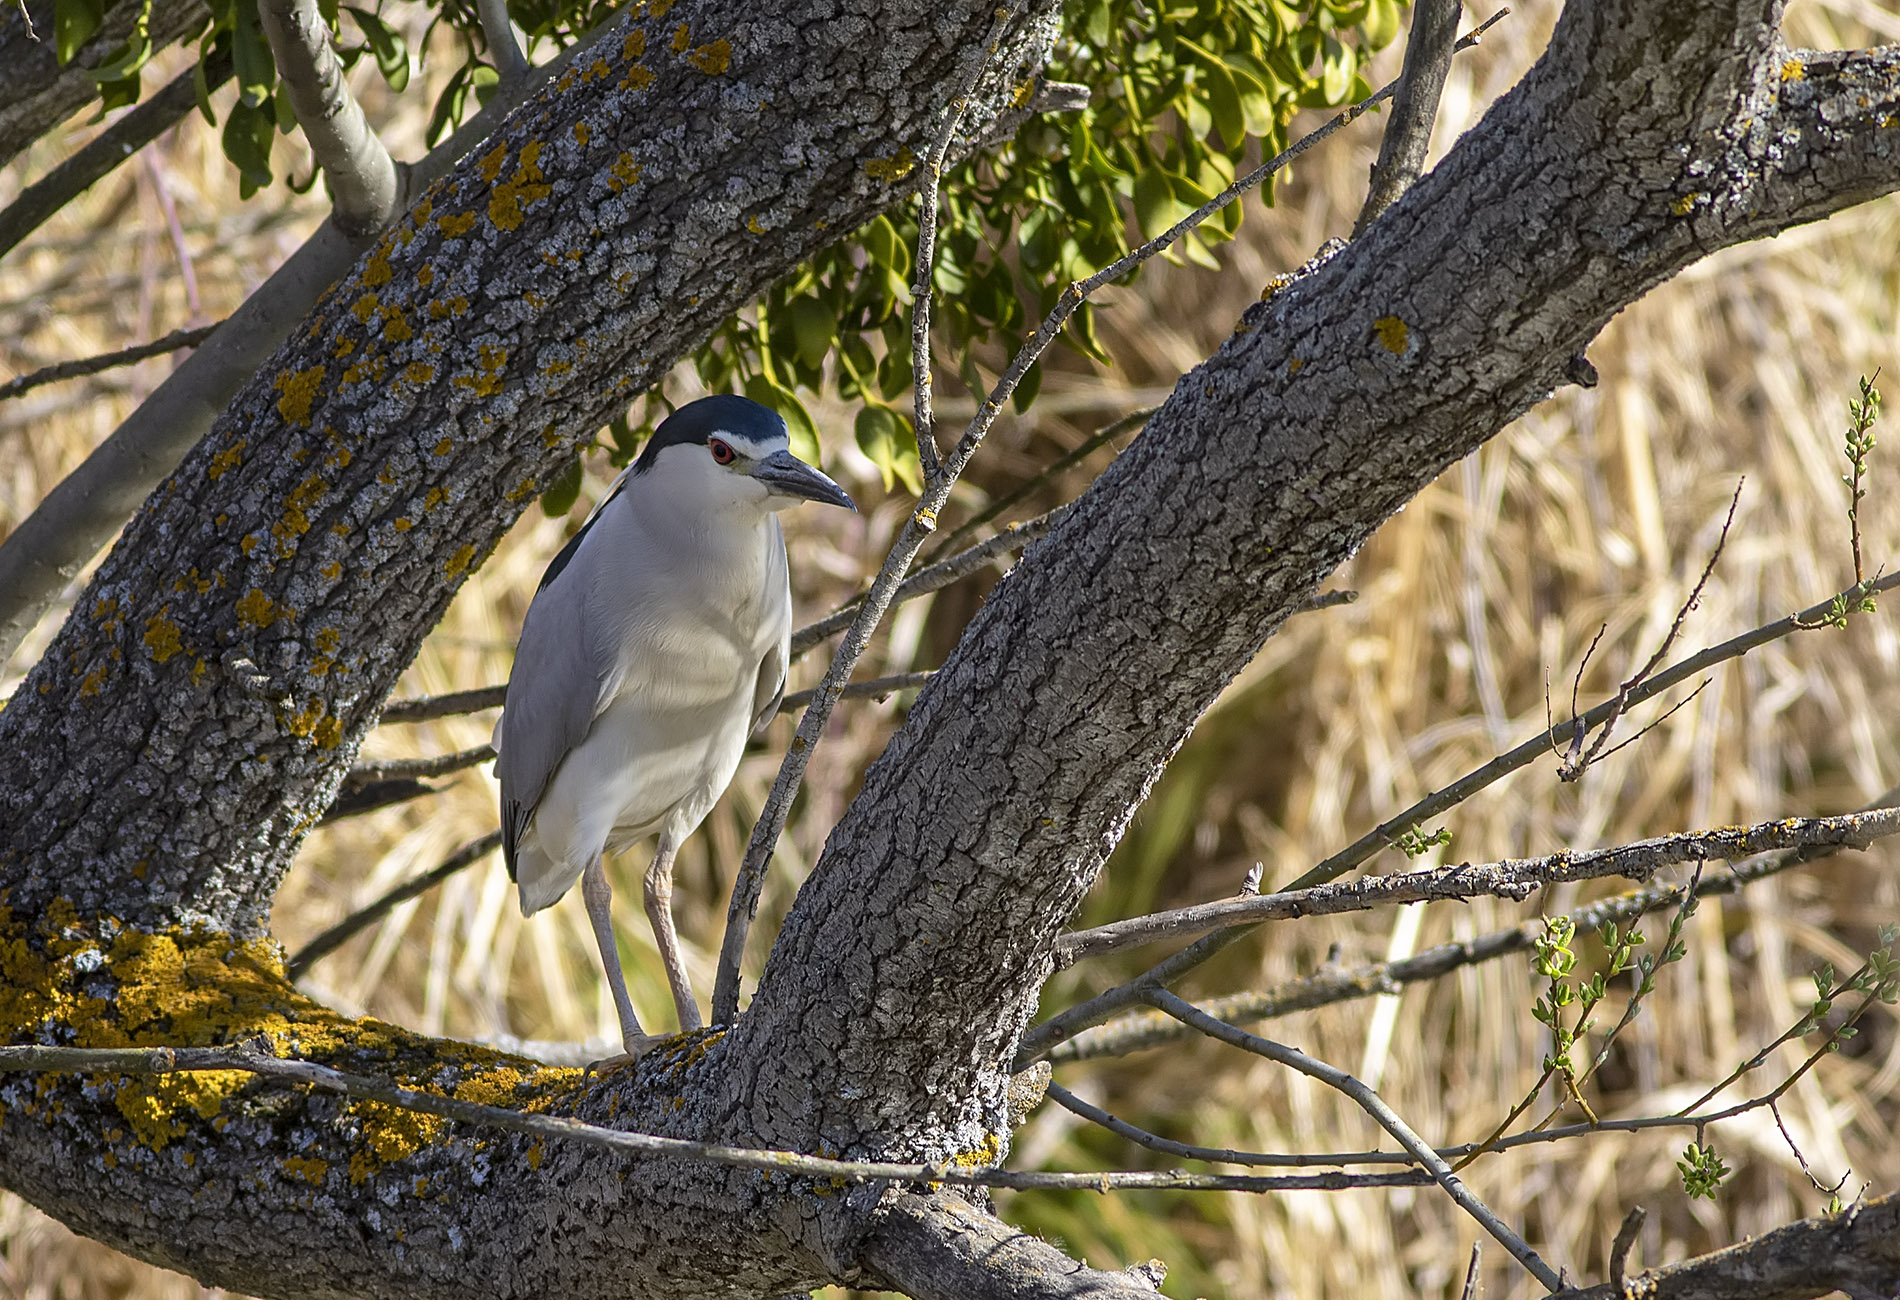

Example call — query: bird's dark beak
[754,449,856,510]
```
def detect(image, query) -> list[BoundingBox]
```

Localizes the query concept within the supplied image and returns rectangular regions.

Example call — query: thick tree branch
[0,0,209,170]
[256,0,401,236]
[0,52,233,263]
[1552,1190,1900,1300]
[857,1192,1166,1300]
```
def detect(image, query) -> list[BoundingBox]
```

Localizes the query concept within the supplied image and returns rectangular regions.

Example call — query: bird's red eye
[709,439,735,465]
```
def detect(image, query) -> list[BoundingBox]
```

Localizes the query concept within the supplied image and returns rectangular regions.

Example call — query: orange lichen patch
[608,154,642,193]
[208,442,246,481]
[444,544,478,579]
[669,21,690,52]
[273,366,327,427]
[489,141,551,232]
[144,611,183,664]
[236,588,281,630]
[862,148,916,183]
[1373,316,1409,354]
[685,39,729,74]
[438,211,477,239]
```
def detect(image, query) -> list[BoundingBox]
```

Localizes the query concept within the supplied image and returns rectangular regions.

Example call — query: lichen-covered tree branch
[0,0,1897,1297]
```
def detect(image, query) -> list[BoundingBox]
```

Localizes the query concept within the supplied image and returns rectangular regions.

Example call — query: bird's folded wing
[495,548,621,876]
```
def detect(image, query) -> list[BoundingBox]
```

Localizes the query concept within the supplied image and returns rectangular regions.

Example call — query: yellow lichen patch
[573,120,592,147]
[556,67,578,93]
[320,561,342,581]
[479,142,511,182]
[949,1132,1004,1171]
[622,27,646,59]
[526,1137,546,1169]
[351,293,380,324]
[489,141,551,232]
[747,214,765,234]
[208,442,246,481]
[383,309,413,344]
[506,477,537,502]
[1780,59,1805,82]
[406,362,436,386]
[362,246,394,288]
[433,437,454,456]
[621,64,655,92]
[453,1066,525,1107]
[669,21,689,52]
[1010,77,1034,109]
[417,263,435,288]
[608,154,642,193]
[1288,357,1304,374]
[236,588,281,630]
[650,0,672,14]
[438,211,477,239]
[414,197,432,224]
[444,543,478,579]
[312,716,344,750]
[334,337,357,358]
[394,518,414,533]
[284,698,327,738]
[862,148,917,183]
[282,1154,329,1185]
[1373,316,1409,354]
[541,358,573,378]
[144,611,183,664]
[273,366,327,427]
[324,435,353,472]
[349,1100,448,1184]
[78,665,108,698]
[423,487,446,511]
[1671,193,1700,215]
[240,534,259,556]
[686,39,730,74]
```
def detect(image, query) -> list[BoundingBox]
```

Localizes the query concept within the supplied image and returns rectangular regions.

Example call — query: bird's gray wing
[749,520,791,738]
[494,522,619,879]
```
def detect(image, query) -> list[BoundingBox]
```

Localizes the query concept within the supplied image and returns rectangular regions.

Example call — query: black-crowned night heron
[494,394,854,1056]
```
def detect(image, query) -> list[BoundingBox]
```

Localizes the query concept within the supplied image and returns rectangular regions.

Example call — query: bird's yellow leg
[580,855,656,1058]
[643,830,703,1032]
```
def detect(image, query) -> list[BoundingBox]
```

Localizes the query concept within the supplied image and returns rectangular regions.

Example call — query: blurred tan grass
[4,1,1900,1295]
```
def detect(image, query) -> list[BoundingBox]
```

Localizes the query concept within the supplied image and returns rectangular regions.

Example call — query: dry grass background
[3,0,1900,1295]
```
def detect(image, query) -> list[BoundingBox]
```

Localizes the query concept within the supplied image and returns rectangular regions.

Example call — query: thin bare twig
[1559,480,1743,781]
[1047,1082,1426,1169]
[1148,990,1563,1291]
[1352,0,1465,235]
[0,324,223,402]
[1041,784,1899,1063]
[921,406,1152,563]
[0,1040,1422,1194]
[345,744,494,784]
[1053,809,1900,963]
[287,831,504,977]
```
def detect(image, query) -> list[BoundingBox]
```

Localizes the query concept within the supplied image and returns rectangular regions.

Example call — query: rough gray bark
[0,0,1896,1297]
[0,0,210,171]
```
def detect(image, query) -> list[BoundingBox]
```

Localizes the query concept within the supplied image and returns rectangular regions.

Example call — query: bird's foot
[584,1033,678,1077]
